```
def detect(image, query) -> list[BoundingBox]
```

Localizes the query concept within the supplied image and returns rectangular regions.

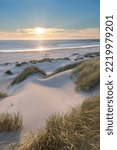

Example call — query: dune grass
[49,62,80,77]
[73,58,100,91]
[16,62,27,67]
[84,52,100,58]
[0,92,7,98]
[5,70,13,75]
[30,57,70,64]
[11,66,46,85]
[9,96,99,150]
[15,57,70,66]
[15,63,22,67]
[0,113,22,132]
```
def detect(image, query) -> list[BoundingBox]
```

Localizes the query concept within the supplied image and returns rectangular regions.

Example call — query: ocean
[0,39,100,52]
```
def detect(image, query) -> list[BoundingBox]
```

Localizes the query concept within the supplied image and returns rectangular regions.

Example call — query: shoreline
[0,46,100,64]
[0,45,100,53]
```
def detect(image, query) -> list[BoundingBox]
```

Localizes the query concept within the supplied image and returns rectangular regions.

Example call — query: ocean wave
[0,45,100,53]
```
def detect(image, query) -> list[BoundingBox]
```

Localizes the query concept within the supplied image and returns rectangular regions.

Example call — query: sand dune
[34,70,73,88]
[0,70,88,134]
[0,47,100,149]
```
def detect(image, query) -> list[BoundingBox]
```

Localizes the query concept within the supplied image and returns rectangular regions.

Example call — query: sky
[0,0,100,39]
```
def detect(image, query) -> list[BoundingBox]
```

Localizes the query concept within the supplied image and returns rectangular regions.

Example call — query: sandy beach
[0,46,100,148]
[0,46,99,64]
[0,0,100,148]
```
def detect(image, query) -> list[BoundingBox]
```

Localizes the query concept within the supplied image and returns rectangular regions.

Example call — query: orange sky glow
[0,27,99,40]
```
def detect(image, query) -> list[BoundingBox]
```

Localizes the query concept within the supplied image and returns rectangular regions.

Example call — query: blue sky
[0,0,100,39]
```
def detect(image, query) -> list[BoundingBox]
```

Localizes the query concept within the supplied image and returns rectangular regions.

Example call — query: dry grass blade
[9,96,99,150]
[11,66,46,85]
[0,112,22,132]
[73,58,100,91]
[0,92,7,98]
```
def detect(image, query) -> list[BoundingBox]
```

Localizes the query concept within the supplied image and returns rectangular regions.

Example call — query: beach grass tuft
[0,92,7,98]
[16,63,22,67]
[11,66,46,85]
[9,96,99,150]
[73,58,100,91]
[50,62,80,76]
[0,112,22,132]
[16,62,28,67]
[5,70,13,75]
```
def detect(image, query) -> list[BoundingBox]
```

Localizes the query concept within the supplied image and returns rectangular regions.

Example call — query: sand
[0,70,86,132]
[0,46,100,148]
[0,46,99,64]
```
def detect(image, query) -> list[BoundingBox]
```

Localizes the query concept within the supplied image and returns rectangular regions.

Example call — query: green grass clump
[37,57,69,64]
[5,70,13,75]
[0,92,7,98]
[50,62,80,76]
[73,58,100,91]
[84,52,100,58]
[11,66,46,85]
[0,113,22,132]
[16,62,28,67]
[38,58,54,63]
[16,63,22,67]
[12,96,99,150]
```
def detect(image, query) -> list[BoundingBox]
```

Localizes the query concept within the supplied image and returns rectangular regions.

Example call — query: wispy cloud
[0,27,99,40]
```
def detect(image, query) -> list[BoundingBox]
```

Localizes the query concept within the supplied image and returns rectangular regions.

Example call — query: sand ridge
[0,70,87,133]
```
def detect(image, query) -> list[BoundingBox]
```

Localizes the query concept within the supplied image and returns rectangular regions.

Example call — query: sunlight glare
[35,27,45,35]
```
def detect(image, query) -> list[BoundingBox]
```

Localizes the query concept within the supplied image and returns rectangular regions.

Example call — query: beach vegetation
[0,92,7,98]
[56,57,70,61]
[16,63,22,67]
[38,58,54,63]
[0,112,22,132]
[11,66,46,85]
[50,62,80,76]
[15,61,27,67]
[73,58,100,91]
[4,62,10,66]
[20,62,28,65]
[9,96,99,150]
[37,57,70,63]
[84,52,100,58]
[29,58,54,64]
[5,70,13,75]
[29,57,70,64]
[16,62,27,67]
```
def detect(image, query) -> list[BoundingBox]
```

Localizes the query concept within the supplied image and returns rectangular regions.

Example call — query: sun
[35,27,45,35]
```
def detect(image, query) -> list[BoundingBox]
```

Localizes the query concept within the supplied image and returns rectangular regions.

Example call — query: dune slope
[0,70,88,134]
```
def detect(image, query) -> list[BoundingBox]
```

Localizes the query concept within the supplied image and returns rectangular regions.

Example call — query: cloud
[45,28,100,39]
[16,28,35,34]
[0,27,99,39]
